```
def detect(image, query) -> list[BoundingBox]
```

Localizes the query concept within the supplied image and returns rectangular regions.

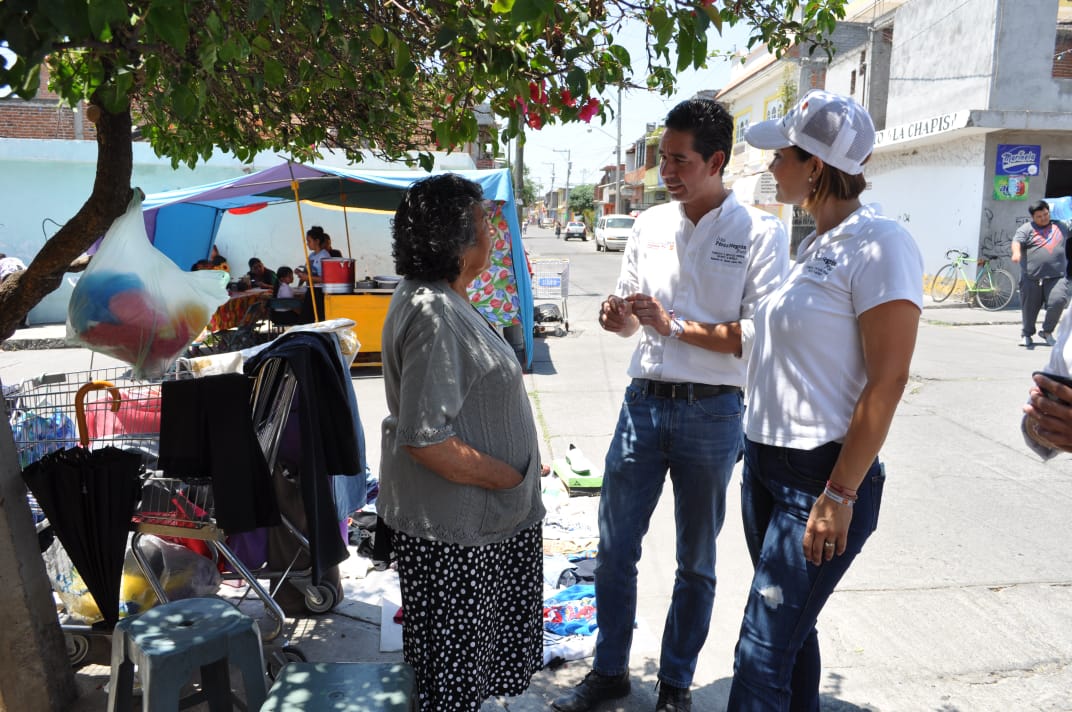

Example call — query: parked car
[594,214,635,252]
[563,221,587,241]
[540,218,554,228]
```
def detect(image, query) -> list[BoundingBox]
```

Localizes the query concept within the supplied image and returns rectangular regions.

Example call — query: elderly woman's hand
[405,438,524,490]
[1024,373,1072,452]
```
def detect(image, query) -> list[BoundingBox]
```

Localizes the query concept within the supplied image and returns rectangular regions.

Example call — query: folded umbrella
[23,446,143,627]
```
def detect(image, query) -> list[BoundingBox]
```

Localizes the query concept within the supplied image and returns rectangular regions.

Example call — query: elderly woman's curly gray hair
[391,174,484,283]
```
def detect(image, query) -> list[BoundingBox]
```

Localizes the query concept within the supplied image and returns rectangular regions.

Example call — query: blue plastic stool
[261,662,416,711]
[107,597,267,712]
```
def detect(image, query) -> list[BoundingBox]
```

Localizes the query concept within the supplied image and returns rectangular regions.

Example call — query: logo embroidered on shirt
[803,252,838,277]
[644,237,676,251]
[709,236,748,266]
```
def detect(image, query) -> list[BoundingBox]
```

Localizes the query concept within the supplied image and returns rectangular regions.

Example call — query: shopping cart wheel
[66,632,91,667]
[304,583,338,614]
[266,645,307,680]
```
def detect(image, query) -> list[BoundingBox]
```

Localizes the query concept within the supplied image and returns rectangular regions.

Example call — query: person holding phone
[1022,308,1072,455]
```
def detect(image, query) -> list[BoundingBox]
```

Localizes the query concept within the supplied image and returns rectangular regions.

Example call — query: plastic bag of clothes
[42,533,222,623]
[67,190,229,378]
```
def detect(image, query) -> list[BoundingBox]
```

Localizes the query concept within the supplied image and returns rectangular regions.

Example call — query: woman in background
[378,174,544,710]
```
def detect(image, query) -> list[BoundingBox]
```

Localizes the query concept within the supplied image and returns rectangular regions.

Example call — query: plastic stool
[261,662,416,711]
[107,597,267,712]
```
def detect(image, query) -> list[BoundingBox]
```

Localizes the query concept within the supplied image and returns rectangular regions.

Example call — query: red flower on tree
[578,97,600,123]
[560,89,576,107]
[529,81,549,105]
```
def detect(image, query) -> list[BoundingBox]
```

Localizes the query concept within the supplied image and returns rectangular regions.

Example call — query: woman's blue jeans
[728,439,885,712]
[592,379,743,689]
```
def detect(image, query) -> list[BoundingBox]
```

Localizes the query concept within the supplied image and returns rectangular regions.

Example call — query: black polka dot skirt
[393,523,543,711]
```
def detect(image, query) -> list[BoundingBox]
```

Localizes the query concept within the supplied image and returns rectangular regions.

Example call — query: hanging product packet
[67,190,229,378]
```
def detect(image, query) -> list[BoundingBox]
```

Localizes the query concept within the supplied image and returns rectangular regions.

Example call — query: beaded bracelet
[825,480,858,500]
[823,486,855,507]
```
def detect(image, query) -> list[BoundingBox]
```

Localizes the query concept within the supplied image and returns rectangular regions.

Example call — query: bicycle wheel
[930,263,958,302]
[975,268,1016,311]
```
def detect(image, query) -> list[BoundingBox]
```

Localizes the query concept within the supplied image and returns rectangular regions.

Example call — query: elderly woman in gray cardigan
[379,174,545,711]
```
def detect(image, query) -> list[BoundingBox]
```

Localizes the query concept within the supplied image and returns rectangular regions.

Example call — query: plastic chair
[107,597,267,712]
[261,662,416,711]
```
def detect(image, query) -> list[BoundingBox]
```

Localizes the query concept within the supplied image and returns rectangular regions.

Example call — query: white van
[594,214,635,252]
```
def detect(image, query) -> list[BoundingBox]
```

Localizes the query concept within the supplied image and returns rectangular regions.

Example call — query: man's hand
[599,295,636,334]
[626,293,671,336]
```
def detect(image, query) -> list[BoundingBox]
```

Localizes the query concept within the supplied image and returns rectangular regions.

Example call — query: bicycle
[930,249,1016,311]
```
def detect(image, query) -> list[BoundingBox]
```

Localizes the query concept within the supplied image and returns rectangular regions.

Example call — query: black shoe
[552,670,631,712]
[655,680,692,712]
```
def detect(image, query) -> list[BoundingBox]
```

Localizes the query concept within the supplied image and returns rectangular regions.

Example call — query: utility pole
[543,162,556,220]
[554,148,571,220]
[615,85,623,214]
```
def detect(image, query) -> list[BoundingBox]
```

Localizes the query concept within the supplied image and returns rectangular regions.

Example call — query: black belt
[637,379,742,400]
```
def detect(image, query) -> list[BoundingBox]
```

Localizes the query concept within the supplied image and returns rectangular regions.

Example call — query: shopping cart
[6,364,305,673]
[531,258,570,335]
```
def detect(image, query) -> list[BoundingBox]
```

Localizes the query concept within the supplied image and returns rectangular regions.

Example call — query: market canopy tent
[142,164,535,366]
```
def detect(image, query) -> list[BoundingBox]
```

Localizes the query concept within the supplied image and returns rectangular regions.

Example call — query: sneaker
[1040,331,1056,346]
[655,681,692,712]
[552,670,631,712]
[1023,335,1034,348]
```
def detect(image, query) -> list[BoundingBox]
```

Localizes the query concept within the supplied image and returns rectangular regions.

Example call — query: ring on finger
[823,541,835,549]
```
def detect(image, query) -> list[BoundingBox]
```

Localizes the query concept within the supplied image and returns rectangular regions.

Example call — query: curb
[0,337,74,351]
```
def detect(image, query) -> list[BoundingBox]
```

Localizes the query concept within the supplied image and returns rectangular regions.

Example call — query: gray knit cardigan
[378,279,545,546]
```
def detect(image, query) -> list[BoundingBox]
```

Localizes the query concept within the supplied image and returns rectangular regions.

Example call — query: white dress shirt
[615,191,789,387]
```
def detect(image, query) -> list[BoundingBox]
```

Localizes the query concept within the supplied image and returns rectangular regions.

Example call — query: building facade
[717,0,1072,283]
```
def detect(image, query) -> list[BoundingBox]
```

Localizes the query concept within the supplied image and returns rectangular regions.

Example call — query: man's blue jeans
[592,379,743,689]
[728,439,885,712]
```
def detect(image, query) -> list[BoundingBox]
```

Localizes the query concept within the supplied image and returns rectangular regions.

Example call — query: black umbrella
[23,446,142,627]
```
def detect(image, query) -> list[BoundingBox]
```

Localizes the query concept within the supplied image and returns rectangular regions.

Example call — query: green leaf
[86,0,126,40]
[171,84,198,121]
[263,58,285,87]
[248,0,269,22]
[509,0,543,23]
[393,41,411,74]
[146,3,190,53]
[370,25,386,46]
[491,0,515,12]
[703,5,722,33]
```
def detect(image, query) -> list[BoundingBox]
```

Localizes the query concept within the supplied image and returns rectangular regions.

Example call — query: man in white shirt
[553,99,788,712]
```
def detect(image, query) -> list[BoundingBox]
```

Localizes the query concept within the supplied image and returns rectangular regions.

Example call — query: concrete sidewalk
[4,287,1071,710]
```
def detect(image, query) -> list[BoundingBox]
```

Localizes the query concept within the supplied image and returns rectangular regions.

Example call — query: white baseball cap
[745,90,875,175]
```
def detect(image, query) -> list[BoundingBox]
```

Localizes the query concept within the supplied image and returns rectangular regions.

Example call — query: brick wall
[0,64,96,140]
[1054,27,1072,79]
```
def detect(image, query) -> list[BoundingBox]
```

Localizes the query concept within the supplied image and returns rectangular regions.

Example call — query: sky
[519,19,755,195]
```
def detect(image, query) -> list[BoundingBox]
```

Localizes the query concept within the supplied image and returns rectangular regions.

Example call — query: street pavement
[3,224,1072,710]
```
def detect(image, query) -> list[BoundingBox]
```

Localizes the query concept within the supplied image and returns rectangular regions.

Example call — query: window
[1055,1,1072,78]
[735,114,751,143]
[765,100,784,121]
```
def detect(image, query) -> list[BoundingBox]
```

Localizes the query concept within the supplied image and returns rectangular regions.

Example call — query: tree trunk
[0,103,134,341]
[0,103,134,709]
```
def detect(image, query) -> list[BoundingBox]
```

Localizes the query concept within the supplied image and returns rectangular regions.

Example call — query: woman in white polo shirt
[727,91,923,711]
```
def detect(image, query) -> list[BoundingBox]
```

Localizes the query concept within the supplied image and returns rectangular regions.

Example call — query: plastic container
[321,258,355,294]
